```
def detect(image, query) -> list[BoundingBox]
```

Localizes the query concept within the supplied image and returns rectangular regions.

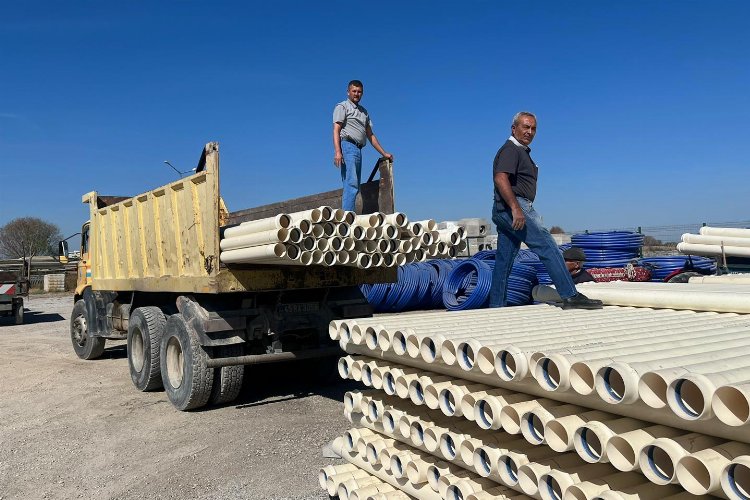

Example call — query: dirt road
[0,293,357,499]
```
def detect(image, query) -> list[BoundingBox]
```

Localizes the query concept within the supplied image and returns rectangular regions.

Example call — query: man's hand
[511,206,526,230]
[383,152,394,162]
[334,152,343,168]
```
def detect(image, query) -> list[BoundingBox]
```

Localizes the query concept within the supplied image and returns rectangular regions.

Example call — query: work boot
[561,293,603,310]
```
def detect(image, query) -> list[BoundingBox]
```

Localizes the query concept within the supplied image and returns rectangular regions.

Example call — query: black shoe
[561,293,603,310]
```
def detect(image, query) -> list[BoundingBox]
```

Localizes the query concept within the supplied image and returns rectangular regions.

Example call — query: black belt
[342,136,364,149]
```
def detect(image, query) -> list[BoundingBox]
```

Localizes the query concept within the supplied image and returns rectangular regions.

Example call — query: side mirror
[58,241,69,264]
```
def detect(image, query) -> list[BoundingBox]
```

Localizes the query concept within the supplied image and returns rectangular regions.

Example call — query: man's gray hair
[512,111,536,126]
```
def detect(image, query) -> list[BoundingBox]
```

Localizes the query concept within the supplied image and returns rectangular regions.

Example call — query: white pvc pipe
[520,404,584,446]
[638,433,725,484]
[562,473,648,500]
[223,214,291,237]
[720,455,750,500]
[713,383,750,427]
[572,418,645,464]
[700,226,750,238]
[543,410,612,453]
[682,233,750,248]
[219,242,286,263]
[690,274,750,284]
[575,282,750,313]
[677,242,750,257]
[220,227,290,250]
[384,212,408,228]
[675,441,750,495]
[596,349,749,406]
[516,453,584,496]
[538,463,615,500]
[592,483,683,500]
[604,425,686,472]
[668,370,750,421]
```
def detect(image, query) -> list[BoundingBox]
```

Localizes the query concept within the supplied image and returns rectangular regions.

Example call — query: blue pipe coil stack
[571,231,644,268]
[637,255,716,282]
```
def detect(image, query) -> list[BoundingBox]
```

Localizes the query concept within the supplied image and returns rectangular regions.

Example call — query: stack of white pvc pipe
[677,226,750,258]
[219,207,467,268]
[322,303,750,499]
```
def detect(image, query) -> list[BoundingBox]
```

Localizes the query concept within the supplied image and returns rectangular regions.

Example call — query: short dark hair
[348,80,364,89]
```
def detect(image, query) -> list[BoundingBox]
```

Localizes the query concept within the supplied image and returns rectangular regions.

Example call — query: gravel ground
[0,293,359,500]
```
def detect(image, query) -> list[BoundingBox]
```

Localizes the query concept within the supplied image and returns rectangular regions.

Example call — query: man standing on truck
[333,80,394,212]
[489,111,602,309]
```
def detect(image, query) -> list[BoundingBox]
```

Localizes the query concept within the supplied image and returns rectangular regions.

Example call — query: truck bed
[87,142,396,294]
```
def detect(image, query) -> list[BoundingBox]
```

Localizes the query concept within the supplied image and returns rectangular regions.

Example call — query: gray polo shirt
[333,99,371,148]
[493,136,539,205]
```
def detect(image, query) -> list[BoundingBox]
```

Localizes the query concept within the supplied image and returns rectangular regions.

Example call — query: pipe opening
[384,373,396,395]
[545,421,571,452]
[476,400,494,429]
[427,466,441,491]
[392,331,408,356]
[475,347,495,375]
[606,436,637,471]
[410,422,425,445]
[476,449,492,476]
[392,456,404,477]
[405,334,421,358]
[579,427,603,461]
[727,463,750,499]
[458,343,475,370]
[365,327,379,350]
[602,367,626,402]
[384,413,396,433]
[673,379,704,418]
[498,351,517,381]
[362,365,373,386]
[500,406,522,434]
[713,385,750,426]
[409,381,425,405]
[565,485,588,500]
[676,456,711,494]
[501,456,519,484]
[337,358,350,379]
[646,445,674,482]
[541,358,561,390]
[344,431,355,451]
[447,485,464,500]
[441,390,457,416]
[441,434,457,459]
[343,393,356,414]
[339,324,352,343]
[377,330,391,351]
[526,413,545,444]
[544,475,564,500]
[367,401,379,421]
[365,443,378,464]
[570,362,596,395]
[421,339,437,362]
[639,373,669,408]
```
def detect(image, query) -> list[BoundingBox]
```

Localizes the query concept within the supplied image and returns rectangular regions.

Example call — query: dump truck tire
[70,299,105,360]
[14,299,23,325]
[160,314,214,411]
[209,345,244,405]
[128,307,167,391]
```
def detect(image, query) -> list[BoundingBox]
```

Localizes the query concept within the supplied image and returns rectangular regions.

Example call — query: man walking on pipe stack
[333,79,394,212]
[489,111,602,309]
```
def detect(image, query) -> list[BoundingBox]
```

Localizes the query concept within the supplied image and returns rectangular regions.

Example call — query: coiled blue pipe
[571,231,643,269]
[637,255,716,282]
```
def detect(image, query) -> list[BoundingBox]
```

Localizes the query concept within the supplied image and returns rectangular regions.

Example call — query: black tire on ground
[209,344,245,405]
[70,299,105,360]
[667,271,703,283]
[127,306,167,391]
[14,299,23,325]
[160,314,214,411]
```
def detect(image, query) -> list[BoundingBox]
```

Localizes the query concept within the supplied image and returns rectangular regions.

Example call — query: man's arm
[333,122,343,167]
[494,172,525,230]
[365,123,393,161]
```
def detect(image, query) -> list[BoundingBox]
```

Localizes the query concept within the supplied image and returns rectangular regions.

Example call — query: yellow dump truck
[60,142,395,410]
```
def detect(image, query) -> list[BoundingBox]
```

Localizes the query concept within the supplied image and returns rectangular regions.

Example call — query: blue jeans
[340,141,362,212]
[488,197,577,307]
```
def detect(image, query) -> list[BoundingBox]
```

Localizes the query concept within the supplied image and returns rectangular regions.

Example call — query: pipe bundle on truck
[322,294,750,499]
[62,142,416,411]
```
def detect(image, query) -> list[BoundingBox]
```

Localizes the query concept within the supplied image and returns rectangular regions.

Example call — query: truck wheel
[209,345,244,405]
[160,314,214,411]
[70,299,105,360]
[128,307,167,391]
[14,299,23,325]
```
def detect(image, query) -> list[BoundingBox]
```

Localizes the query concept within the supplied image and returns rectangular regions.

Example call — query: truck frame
[63,142,395,410]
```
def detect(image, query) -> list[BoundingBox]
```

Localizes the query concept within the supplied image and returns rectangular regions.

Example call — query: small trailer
[0,262,30,325]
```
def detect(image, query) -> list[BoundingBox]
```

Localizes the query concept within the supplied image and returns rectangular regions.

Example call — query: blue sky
[2,1,748,245]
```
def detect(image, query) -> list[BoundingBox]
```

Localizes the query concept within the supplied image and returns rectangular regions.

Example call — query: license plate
[277,302,320,314]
